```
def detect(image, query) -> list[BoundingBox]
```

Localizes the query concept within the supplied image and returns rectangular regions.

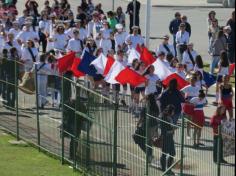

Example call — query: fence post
[180,115,185,175]
[145,105,149,176]
[217,125,222,176]
[61,75,65,164]
[15,59,19,141]
[86,91,91,171]
[113,101,118,176]
[35,64,41,151]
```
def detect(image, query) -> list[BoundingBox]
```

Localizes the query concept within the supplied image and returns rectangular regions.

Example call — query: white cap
[224,25,231,31]
[116,24,123,30]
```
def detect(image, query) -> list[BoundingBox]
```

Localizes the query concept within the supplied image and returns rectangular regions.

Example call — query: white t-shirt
[157,43,176,57]
[181,85,201,99]
[16,30,39,44]
[126,34,144,49]
[67,38,83,53]
[190,97,207,110]
[52,33,69,51]
[218,66,229,76]
[145,74,160,95]
[114,31,129,50]
[176,31,190,45]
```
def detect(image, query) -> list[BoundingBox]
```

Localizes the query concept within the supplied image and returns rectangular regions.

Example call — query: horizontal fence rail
[0,58,235,176]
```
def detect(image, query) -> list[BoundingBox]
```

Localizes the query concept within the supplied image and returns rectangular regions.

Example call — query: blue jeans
[210,56,220,74]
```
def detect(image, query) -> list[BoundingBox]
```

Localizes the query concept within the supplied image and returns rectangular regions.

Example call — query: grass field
[0,130,82,176]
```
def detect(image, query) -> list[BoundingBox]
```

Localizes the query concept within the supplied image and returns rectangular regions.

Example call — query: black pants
[39,31,47,53]
[6,79,15,108]
[129,15,140,32]
[147,93,159,118]
[213,135,224,162]
[228,46,235,64]
[69,136,78,160]
[161,133,176,171]
[0,71,7,100]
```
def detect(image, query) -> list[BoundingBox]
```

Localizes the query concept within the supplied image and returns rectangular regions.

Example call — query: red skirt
[221,98,233,110]
[182,103,195,116]
[193,110,205,128]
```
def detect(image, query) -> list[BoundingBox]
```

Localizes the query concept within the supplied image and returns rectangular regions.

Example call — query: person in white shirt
[114,24,128,52]
[113,50,128,106]
[34,54,52,109]
[176,23,190,62]
[51,24,69,51]
[182,43,197,73]
[9,21,21,40]
[125,26,144,49]
[3,33,21,56]
[145,65,161,118]
[87,11,103,38]
[65,19,88,42]
[16,21,39,46]
[21,40,39,72]
[175,63,186,80]
[99,20,113,56]
[158,51,170,68]
[157,35,176,57]
[67,29,83,55]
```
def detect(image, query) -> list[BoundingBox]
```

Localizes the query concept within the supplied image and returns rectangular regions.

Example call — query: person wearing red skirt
[190,90,207,148]
[219,75,234,120]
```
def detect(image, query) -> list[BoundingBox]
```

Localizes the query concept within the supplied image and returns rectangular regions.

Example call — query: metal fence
[0,58,235,176]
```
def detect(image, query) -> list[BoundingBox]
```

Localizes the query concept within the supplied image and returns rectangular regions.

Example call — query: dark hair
[166,53,174,63]
[175,12,181,17]
[199,90,206,98]
[144,65,154,76]
[217,30,224,39]
[208,11,216,19]
[168,79,178,91]
[195,71,203,81]
[195,55,204,69]
[220,51,229,67]
[2,49,8,55]
[170,58,179,68]
[163,105,176,116]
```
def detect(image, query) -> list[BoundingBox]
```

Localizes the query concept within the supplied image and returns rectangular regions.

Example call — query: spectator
[169,12,182,54]
[210,30,227,75]
[107,11,118,31]
[114,23,128,52]
[181,15,191,37]
[125,26,144,49]
[76,6,87,25]
[224,24,235,63]
[127,0,141,32]
[160,105,176,174]
[176,23,190,62]
[116,6,126,28]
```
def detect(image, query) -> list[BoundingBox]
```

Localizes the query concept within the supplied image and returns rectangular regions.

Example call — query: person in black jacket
[159,79,185,124]
[181,15,191,37]
[126,0,141,32]
[169,12,182,55]
[160,105,176,174]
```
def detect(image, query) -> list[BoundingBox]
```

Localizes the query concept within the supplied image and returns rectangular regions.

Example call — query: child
[181,76,201,139]
[210,105,228,164]
[194,71,208,96]
[175,63,186,80]
[214,51,229,105]
[190,90,208,148]
[194,55,204,76]
[219,75,234,120]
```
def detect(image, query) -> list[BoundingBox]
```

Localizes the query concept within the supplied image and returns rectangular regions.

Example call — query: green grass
[0,131,82,176]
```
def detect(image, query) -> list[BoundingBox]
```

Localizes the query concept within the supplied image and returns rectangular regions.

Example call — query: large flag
[127,48,141,65]
[203,71,216,88]
[90,54,115,76]
[116,67,147,87]
[71,58,85,78]
[105,61,125,84]
[140,47,156,66]
[162,73,190,90]
[57,52,76,73]
[152,59,173,80]
[78,51,97,77]
[229,63,235,76]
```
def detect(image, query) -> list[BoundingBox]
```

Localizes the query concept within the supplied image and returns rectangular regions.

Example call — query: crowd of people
[0,0,235,174]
